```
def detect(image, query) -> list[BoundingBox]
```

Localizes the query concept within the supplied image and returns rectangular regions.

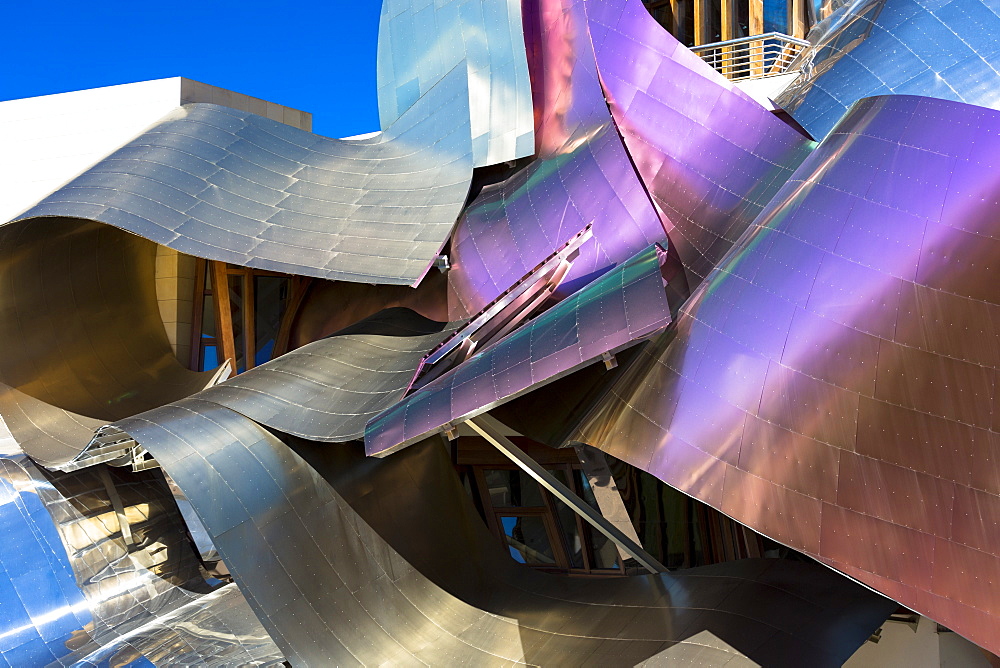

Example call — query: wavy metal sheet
[14,68,473,286]
[0,438,283,666]
[445,0,668,318]
[586,0,815,286]
[564,95,1000,655]
[0,219,215,471]
[366,244,672,456]
[775,0,1000,140]
[377,0,534,167]
[193,308,456,443]
[109,400,892,666]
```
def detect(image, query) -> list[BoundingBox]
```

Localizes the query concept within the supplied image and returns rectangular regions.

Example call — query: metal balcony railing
[691,32,810,82]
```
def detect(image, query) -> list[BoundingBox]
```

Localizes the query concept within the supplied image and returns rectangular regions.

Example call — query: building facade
[0,0,998,665]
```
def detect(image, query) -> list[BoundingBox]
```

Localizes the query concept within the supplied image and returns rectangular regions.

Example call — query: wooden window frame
[189,259,312,373]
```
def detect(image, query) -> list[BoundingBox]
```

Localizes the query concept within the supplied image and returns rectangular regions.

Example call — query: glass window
[484,469,546,508]
[227,274,246,373]
[253,276,289,366]
[499,516,556,565]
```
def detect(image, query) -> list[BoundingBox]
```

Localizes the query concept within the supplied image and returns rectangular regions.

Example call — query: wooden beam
[721,0,736,40]
[749,0,764,36]
[669,0,681,37]
[788,0,806,39]
[210,261,237,372]
[694,0,710,45]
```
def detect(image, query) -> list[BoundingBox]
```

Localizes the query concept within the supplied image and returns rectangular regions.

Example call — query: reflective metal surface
[586,0,815,286]
[563,95,1000,655]
[109,400,893,666]
[15,68,473,286]
[367,244,672,456]
[445,0,668,318]
[776,0,1000,140]
[194,308,456,442]
[0,219,214,469]
[0,428,282,666]
[377,0,535,167]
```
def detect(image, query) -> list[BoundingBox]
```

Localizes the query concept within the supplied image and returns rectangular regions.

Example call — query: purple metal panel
[584,0,814,287]
[366,244,671,456]
[564,95,1000,654]
[445,0,667,319]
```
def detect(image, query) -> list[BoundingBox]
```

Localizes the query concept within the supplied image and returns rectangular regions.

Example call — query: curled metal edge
[0,219,216,469]
[189,309,458,443]
[13,66,474,287]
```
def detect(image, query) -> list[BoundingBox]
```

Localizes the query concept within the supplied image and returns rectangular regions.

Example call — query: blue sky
[1,0,383,138]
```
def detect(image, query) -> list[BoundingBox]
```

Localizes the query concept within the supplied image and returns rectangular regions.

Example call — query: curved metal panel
[377,0,535,167]
[586,0,815,286]
[775,0,1000,140]
[0,437,283,666]
[15,68,473,286]
[194,308,456,443]
[445,0,668,318]
[110,400,892,666]
[0,383,105,470]
[0,219,214,470]
[0,452,93,666]
[366,244,672,456]
[564,95,1000,655]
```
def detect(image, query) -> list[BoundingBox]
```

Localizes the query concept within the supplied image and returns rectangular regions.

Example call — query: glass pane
[484,469,545,508]
[575,470,620,569]
[253,276,289,366]
[201,343,219,372]
[499,516,555,565]
[554,501,585,568]
[201,294,215,338]
[228,274,246,373]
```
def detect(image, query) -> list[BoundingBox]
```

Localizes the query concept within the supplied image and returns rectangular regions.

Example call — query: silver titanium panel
[0,445,284,667]
[192,317,457,442]
[110,402,893,666]
[377,0,535,167]
[15,67,474,286]
[776,0,1000,140]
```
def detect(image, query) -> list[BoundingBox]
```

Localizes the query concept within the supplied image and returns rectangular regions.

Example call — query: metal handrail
[691,32,810,82]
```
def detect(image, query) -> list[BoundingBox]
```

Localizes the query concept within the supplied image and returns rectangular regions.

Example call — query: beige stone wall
[155,247,198,366]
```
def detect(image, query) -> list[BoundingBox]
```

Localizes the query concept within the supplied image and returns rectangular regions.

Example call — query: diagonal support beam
[98,466,134,548]
[466,415,668,574]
